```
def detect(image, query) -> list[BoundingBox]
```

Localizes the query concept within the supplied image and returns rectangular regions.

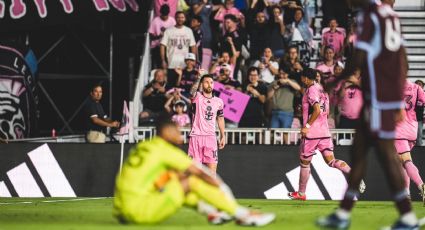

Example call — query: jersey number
[404,95,413,111]
[384,18,402,52]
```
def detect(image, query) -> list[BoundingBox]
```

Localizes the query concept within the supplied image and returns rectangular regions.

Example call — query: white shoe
[359,180,366,194]
[236,211,276,226]
[207,211,233,225]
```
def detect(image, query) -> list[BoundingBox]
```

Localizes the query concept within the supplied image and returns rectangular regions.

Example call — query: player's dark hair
[301,68,317,80]
[200,74,214,83]
[175,11,185,18]
[160,4,170,16]
[155,112,177,136]
[224,14,238,23]
[192,15,203,24]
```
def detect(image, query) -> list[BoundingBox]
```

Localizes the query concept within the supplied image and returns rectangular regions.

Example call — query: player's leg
[317,122,370,229]
[203,136,219,174]
[375,139,419,228]
[123,172,185,224]
[188,136,202,163]
[288,139,314,200]
[400,151,425,200]
[181,174,275,226]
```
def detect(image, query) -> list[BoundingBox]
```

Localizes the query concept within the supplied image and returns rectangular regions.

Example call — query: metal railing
[133,127,356,145]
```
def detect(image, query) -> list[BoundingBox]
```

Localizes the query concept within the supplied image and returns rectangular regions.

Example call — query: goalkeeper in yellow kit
[113,114,275,226]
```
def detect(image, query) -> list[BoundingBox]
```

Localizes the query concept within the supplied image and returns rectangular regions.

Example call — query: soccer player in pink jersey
[337,71,363,129]
[317,0,421,229]
[288,68,364,201]
[395,80,425,202]
[188,74,225,174]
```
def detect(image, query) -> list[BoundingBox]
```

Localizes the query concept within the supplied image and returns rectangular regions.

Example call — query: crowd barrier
[0,143,424,201]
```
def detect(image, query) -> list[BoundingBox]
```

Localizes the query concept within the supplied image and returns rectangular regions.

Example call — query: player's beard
[204,87,213,94]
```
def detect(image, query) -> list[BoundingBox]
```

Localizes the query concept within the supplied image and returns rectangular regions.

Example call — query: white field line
[0,197,109,205]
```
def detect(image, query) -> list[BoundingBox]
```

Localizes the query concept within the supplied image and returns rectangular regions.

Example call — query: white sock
[400,212,418,226]
[335,209,351,220]
[234,206,250,219]
[197,200,217,215]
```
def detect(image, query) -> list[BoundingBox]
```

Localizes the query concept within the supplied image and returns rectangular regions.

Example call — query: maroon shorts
[363,106,398,139]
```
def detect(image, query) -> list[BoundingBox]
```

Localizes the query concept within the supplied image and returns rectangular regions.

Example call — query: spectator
[149,4,176,69]
[253,47,279,84]
[239,67,268,127]
[344,18,357,59]
[336,71,362,129]
[280,0,302,25]
[219,14,242,58]
[284,8,313,67]
[415,80,425,146]
[209,51,237,78]
[190,15,203,63]
[191,0,222,70]
[85,84,120,143]
[140,69,170,124]
[267,6,286,59]
[248,11,270,61]
[175,53,199,98]
[164,89,191,127]
[155,0,178,18]
[219,14,244,79]
[171,100,191,127]
[216,63,242,91]
[267,67,301,128]
[321,0,349,29]
[279,45,306,84]
[161,11,197,87]
[316,46,336,78]
[321,18,345,59]
[214,0,245,29]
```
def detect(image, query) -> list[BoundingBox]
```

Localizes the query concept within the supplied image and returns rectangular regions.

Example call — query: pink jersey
[172,113,191,127]
[322,30,345,55]
[302,83,331,139]
[395,81,425,140]
[338,82,363,120]
[190,92,224,136]
[148,16,176,48]
[154,0,178,18]
[316,63,335,76]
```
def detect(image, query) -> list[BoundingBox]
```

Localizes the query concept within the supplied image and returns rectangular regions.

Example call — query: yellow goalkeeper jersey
[114,137,192,205]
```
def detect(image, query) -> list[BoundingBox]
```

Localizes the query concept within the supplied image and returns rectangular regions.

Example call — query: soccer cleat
[207,211,233,225]
[316,213,350,230]
[235,211,276,226]
[288,191,306,201]
[359,180,366,194]
[420,184,425,206]
[380,220,419,230]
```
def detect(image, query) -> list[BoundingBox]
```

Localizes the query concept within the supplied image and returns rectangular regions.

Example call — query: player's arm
[217,112,226,149]
[190,75,201,98]
[301,103,320,137]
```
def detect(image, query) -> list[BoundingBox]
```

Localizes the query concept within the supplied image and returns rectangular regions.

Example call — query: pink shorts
[300,138,334,159]
[188,135,218,164]
[394,139,415,154]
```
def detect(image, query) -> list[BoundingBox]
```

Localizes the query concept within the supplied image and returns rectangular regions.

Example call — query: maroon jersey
[355,3,406,138]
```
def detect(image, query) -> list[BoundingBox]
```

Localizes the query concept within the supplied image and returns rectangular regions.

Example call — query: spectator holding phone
[253,47,279,84]
[209,51,236,78]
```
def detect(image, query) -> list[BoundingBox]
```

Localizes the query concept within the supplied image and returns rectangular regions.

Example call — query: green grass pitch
[0,198,424,230]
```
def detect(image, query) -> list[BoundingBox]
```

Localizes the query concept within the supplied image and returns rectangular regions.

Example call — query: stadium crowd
[139,0,424,142]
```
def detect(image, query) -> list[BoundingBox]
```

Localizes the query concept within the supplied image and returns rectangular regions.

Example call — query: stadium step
[405,40,425,47]
[400,18,425,25]
[409,62,425,70]
[408,69,425,77]
[408,55,425,62]
[403,34,425,40]
[398,11,425,18]
[402,25,425,33]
